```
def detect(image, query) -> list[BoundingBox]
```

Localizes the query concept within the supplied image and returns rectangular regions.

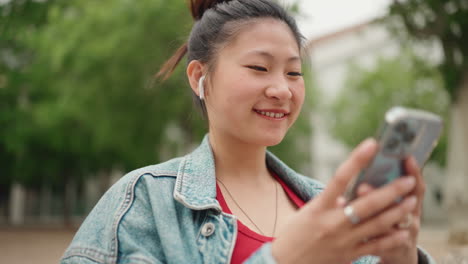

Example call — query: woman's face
[205,18,305,147]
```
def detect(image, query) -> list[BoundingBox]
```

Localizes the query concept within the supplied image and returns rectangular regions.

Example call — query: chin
[254,133,286,147]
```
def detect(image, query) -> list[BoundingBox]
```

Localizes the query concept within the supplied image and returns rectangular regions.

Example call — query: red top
[215,173,306,264]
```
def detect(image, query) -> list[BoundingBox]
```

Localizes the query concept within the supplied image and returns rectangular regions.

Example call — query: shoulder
[62,156,185,263]
[107,156,184,196]
[94,154,187,219]
[123,156,183,181]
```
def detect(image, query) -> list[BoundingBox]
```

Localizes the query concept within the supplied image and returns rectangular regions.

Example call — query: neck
[208,130,270,185]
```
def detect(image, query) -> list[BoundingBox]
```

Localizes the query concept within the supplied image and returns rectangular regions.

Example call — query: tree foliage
[1,0,61,188]
[331,50,449,166]
[387,0,468,101]
[1,0,203,191]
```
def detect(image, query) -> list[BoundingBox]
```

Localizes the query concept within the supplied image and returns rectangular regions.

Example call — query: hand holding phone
[344,106,443,202]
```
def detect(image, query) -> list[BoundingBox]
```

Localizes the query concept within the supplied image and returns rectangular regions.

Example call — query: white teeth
[257,111,285,118]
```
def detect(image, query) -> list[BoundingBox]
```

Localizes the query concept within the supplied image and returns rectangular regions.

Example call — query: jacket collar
[173,135,323,213]
[174,135,221,213]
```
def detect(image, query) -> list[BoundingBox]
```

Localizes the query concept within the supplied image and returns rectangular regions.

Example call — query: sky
[286,0,392,40]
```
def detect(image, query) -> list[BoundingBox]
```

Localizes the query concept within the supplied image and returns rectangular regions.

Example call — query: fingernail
[402,177,416,188]
[362,138,376,148]
[406,196,417,209]
[408,156,419,170]
[359,138,376,153]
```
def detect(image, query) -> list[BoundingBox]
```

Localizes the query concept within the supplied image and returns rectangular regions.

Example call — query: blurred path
[1,225,468,263]
[418,224,468,263]
[0,227,76,264]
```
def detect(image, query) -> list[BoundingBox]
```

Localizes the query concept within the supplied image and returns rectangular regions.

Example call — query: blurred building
[306,20,446,223]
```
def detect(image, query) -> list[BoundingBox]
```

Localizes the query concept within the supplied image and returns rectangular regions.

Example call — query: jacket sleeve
[243,243,382,263]
[244,241,436,264]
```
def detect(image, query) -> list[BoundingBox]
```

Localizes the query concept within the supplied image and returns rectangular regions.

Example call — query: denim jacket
[62,135,435,264]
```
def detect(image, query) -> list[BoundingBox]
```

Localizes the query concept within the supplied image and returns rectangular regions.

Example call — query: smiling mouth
[253,109,289,119]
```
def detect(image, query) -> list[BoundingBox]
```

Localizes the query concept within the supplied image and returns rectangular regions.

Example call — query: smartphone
[344,106,443,202]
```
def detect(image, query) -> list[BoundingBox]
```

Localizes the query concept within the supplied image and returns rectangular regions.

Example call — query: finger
[352,229,410,259]
[405,156,425,217]
[408,214,421,238]
[350,195,417,241]
[336,196,347,207]
[318,138,378,208]
[357,183,374,197]
[345,176,416,223]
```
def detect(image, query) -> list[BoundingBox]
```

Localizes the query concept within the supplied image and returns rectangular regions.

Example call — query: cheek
[293,82,306,106]
[224,75,261,102]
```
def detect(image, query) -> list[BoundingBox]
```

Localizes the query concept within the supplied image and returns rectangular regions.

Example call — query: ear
[187,60,206,97]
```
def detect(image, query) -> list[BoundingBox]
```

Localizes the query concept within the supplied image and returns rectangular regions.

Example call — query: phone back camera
[395,121,408,134]
[385,137,400,151]
[403,131,415,143]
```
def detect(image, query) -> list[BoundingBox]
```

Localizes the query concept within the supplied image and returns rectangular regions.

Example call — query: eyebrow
[245,50,301,62]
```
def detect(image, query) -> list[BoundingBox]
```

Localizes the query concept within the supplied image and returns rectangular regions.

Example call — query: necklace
[216,178,278,237]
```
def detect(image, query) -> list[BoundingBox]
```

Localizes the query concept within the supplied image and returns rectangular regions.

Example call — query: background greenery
[2,0,198,188]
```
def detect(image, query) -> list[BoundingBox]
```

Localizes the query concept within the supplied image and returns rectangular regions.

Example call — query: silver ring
[397,214,413,229]
[344,205,360,225]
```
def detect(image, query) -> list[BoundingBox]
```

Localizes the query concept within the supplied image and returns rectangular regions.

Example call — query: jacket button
[201,222,215,237]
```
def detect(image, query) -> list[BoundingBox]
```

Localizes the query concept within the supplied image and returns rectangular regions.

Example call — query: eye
[246,65,268,72]
[288,71,303,77]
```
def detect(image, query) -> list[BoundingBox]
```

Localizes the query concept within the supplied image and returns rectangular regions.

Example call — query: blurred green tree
[388,0,468,101]
[331,50,449,165]
[1,0,61,199]
[28,0,201,171]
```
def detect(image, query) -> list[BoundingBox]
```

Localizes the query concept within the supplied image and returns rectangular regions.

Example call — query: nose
[265,76,292,101]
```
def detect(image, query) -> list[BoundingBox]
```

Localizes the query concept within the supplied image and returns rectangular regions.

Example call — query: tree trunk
[85,173,101,213]
[446,72,468,245]
[9,183,25,226]
[63,175,77,227]
[39,184,52,224]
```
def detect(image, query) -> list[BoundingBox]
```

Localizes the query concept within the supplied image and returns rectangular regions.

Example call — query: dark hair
[156,0,304,116]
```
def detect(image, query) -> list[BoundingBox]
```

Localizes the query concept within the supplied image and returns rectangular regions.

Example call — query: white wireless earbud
[198,75,206,100]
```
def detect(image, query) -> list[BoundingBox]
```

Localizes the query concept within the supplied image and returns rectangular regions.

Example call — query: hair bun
[189,0,233,20]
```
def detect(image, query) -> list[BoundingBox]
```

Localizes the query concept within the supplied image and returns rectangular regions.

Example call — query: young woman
[62,0,435,263]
